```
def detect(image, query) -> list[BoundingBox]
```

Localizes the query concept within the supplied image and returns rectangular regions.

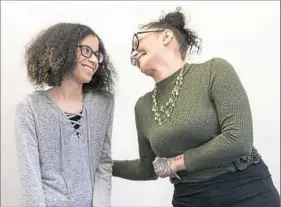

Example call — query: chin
[77,76,93,84]
[139,62,152,76]
[82,78,93,83]
[139,68,153,77]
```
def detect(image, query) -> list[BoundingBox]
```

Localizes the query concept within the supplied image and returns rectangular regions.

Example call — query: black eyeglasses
[77,45,104,63]
[131,30,164,52]
[131,30,164,66]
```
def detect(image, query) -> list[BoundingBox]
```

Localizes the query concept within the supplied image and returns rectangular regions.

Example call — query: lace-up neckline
[65,111,84,137]
[41,90,88,138]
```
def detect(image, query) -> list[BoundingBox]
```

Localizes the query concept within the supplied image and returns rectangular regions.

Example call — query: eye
[82,46,92,56]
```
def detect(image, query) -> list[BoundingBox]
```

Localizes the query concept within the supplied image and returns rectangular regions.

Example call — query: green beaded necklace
[152,67,184,126]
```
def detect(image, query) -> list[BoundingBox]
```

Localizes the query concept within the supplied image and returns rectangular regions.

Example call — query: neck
[151,55,185,83]
[53,78,83,101]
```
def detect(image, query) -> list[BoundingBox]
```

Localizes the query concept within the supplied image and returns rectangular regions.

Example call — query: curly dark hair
[142,7,202,59]
[25,22,116,94]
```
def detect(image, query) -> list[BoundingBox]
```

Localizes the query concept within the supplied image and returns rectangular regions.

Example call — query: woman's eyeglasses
[77,45,104,63]
[131,30,164,66]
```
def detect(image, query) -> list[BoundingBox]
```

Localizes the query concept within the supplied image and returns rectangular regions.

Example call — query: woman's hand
[152,154,185,178]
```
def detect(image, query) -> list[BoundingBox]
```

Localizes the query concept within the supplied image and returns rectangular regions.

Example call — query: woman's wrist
[175,154,185,171]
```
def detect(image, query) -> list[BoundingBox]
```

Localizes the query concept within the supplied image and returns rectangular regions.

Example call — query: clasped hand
[152,154,185,178]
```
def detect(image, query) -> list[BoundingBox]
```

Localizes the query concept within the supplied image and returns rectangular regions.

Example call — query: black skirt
[172,161,280,207]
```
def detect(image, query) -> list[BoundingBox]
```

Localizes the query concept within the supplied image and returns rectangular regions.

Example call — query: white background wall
[1,1,280,206]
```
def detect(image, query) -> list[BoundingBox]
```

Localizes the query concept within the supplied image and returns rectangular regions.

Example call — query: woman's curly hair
[25,22,116,94]
[142,7,202,59]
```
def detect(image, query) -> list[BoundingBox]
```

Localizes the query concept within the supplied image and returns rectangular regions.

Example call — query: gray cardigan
[15,90,114,206]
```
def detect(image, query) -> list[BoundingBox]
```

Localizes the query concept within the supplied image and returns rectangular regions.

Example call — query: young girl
[15,23,116,207]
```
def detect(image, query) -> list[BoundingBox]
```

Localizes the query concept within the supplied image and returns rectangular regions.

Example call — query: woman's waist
[170,146,264,184]
[171,161,237,183]
[171,158,267,184]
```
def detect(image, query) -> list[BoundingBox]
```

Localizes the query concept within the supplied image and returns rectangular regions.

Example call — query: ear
[162,29,174,46]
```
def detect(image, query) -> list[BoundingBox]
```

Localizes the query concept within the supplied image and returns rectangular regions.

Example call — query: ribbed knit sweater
[113,57,258,183]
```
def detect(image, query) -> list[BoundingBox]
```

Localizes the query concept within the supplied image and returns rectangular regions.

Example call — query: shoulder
[190,57,238,82]
[206,57,241,85]
[190,57,234,72]
[135,95,144,110]
[135,89,152,107]
[16,90,45,114]
[209,57,236,75]
[134,90,152,117]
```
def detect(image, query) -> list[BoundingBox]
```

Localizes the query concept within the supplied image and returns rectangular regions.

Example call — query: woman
[15,23,115,207]
[112,8,280,207]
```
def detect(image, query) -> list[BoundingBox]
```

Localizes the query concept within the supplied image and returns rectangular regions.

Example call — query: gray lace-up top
[15,90,114,207]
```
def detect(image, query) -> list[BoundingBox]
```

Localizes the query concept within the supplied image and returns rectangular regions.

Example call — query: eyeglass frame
[76,44,104,63]
[131,29,165,53]
[130,29,164,66]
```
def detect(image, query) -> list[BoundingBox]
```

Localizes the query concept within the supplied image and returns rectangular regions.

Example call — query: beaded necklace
[152,67,184,126]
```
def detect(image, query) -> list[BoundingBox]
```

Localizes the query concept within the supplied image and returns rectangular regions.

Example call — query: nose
[131,50,138,59]
[89,54,98,64]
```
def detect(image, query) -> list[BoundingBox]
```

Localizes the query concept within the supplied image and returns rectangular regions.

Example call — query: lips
[82,64,96,72]
[131,51,146,67]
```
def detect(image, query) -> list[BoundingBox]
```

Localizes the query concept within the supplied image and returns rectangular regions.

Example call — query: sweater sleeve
[15,98,46,206]
[183,57,253,172]
[92,94,114,207]
[112,99,157,180]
